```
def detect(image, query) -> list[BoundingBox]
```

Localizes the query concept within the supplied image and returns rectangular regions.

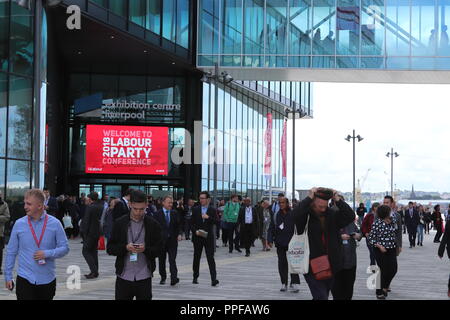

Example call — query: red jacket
[361,212,375,235]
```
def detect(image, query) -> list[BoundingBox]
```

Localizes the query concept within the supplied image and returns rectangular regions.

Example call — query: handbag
[287,215,310,274]
[62,213,73,229]
[310,255,333,281]
[97,236,105,250]
[196,229,208,238]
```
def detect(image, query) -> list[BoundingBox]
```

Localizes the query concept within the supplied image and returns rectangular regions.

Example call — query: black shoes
[211,279,219,287]
[160,279,166,285]
[192,278,198,284]
[84,273,98,279]
[245,251,250,257]
[236,248,242,253]
[170,278,180,286]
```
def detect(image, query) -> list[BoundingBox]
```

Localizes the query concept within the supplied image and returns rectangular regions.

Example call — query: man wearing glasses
[191,191,219,286]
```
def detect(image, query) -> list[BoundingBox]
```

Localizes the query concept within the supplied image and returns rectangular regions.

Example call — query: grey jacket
[393,211,402,248]
[0,201,10,237]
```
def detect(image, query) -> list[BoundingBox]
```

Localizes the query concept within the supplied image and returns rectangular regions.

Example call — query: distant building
[410,185,417,199]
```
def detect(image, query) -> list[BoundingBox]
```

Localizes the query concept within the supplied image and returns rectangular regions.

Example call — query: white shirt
[122,197,129,209]
[245,207,253,224]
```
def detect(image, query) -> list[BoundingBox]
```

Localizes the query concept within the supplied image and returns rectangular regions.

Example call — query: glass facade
[198,0,450,70]
[88,0,190,49]
[201,80,312,202]
[0,1,41,208]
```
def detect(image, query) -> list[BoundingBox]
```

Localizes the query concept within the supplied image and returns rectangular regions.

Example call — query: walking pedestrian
[183,199,195,240]
[217,200,227,246]
[368,205,399,300]
[267,197,301,293]
[191,191,219,286]
[223,195,241,253]
[238,197,258,257]
[107,190,163,300]
[405,201,420,248]
[437,218,450,298]
[331,219,362,300]
[43,188,58,217]
[103,198,119,244]
[361,202,379,268]
[271,193,285,215]
[80,192,103,279]
[0,191,10,275]
[112,189,133,222]
[4,189,69,300]
[417,205,426,246]
[257,200,272,251]
[432,205,444,243]
[424,207,432,234]
[293,188,355,300]
[356,203,367,227]
[153,195,182,286]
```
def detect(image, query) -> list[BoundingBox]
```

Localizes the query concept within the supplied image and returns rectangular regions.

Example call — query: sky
[286,82,450,194]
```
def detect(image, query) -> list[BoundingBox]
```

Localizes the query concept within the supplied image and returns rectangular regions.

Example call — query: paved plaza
[1,230,448,300]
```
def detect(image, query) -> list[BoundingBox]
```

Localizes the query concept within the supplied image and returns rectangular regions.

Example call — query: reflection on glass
[10,2,34,76]
[222,0,242,55]
[163,0,176,42]
[0,159,4,194]
[109,0,126,17]
[361,0,384,56]
[8,76,32,160]
[6,159,30,201]
[146,0,161,34]
[244,0,264,66]
[130,0,146,27]
[385,0,410,56]
[0,0,9,71]
[0,73,6,157]
[177,0,190,48]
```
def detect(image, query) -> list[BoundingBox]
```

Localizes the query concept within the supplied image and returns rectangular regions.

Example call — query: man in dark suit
[405,201,420,248]
[238,197,258,257]
[80,192,104,279]
[153,195,182,286]
[112,188,133,222]
[107,190,162,300]
[191,191,219,286]
[43,188,58,217]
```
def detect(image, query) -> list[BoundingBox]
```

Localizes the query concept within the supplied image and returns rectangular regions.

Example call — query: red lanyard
[28,214,48,249]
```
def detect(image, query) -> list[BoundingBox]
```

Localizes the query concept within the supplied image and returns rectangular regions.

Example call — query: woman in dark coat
[432,205,444,243]
[437,221,449,297]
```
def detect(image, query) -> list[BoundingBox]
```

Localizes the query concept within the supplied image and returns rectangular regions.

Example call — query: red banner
[264,113,273,178]
[85,125,168,175]
[281,119,287,182]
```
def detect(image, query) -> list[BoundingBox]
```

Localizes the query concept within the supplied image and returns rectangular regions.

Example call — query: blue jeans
[366,238,376,265]
[417,224,424,244]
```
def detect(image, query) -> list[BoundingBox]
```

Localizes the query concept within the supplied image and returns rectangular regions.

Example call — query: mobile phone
[133,244,140,248]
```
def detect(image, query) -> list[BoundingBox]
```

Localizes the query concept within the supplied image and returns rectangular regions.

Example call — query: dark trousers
[82,241,99,274]
[407,226,417,246]
[374,247,397,296]
[0,237,4,271]
[304,272,333,300]
[115,276,152,300]
[221,225,229,245]
[184,218,192,239]
[240,224,254,254]
[276,246,300,285]
[227,222,240,252]
[159,240,178,281]
[425,223,431,234]
[193,238,217,281]
[434,226,443,242]
[366,238,376,265]
[16,276,56,300]
[331,267,356,300]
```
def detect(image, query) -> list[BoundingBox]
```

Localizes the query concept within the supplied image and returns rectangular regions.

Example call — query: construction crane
[355,169,371,205]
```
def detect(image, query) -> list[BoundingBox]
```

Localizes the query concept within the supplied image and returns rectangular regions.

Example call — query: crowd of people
[0,187,449,300]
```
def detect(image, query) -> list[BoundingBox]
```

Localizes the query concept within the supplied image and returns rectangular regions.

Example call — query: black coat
[106,214,162,276]
[153,209,182,244]
[404,208,420,230]
[438,224,450,259]
[80,201,104,247]
[293,197,355,275]
[238,206,258,242]
[267,208,296,248]
[46,197,58,216]
[191,206,217,242]
[112,198,130,222]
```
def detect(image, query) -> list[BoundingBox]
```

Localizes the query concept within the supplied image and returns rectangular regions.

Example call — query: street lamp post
[386,148,399,197]
[345,130,363,212]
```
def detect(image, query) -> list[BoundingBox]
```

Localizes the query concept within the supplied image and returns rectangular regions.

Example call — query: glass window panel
[312,0,336,56]
[244,0,264,68]
[361,0,385,56]
[146,0,161,34]
[210,83,216,129]
[411,0,437,56]
[217,87,224,131]
[289,0,312,56]
[411,57,435,69]
[386,56,409,69]
[361,56,384,68]
[266,0,288,55]
[119,75,146,102]
[224,87,231,131]
[337,56,358,68]
[129,0,146,27]
[202,126,209,179]
[222,0,242,55]
[199,0,220,55]
[435,57,450,69]
[6,159,30,201]
[0,73,6,157]
[230,91,236,131]
[385,0,410,56]
[0,159,4,195]
[91,0,107,7]
[8,76,32,160]
[0,0,9,72]
[163,0,176,42]
[177,0,190,48]
[10,2,34,76]
[312,55,335,67]
[438,0,450,56]
[336,0,360,55]
[202,82,210,126]
[109,0,126,16]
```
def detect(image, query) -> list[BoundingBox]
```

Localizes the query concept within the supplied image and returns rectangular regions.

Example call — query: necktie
[165,210,170,226]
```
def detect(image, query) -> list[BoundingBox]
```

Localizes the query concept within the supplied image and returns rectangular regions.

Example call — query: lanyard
[28,214,49,249]
[129,221,145,243]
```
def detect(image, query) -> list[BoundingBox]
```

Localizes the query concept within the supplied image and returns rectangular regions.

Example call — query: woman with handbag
[292,187,355,300]
[267,197,300,293]
[417,205,426,246]
[368,205,398,300]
